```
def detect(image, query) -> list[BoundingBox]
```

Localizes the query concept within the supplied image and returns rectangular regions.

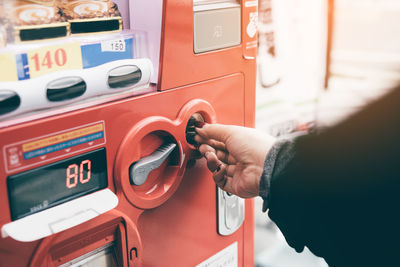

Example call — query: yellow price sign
[27,42,83,79]
[0,53,18,82]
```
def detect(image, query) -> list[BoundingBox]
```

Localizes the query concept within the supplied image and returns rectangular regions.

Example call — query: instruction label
[3,121,106,173]
[196,242,238,267]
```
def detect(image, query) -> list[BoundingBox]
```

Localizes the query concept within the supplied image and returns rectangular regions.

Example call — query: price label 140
[27,42,83,78]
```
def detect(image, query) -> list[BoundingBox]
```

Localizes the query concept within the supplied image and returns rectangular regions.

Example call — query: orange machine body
[0,1,257,266]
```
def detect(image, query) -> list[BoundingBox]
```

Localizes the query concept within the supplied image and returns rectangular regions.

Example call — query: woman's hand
[195,123,276,198]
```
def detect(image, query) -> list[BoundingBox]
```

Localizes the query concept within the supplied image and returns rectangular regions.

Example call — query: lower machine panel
[0,73,254,267]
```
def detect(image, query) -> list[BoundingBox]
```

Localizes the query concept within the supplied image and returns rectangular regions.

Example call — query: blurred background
[254,0,400,266]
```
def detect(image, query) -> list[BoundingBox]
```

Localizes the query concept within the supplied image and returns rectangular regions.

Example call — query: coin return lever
[130,143,177,186]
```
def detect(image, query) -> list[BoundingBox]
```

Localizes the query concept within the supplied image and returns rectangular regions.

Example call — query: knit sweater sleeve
[259,138,296,212]
[256,86,400,266]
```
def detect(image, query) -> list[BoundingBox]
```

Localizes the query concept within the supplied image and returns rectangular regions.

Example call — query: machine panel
[0,0,257,266]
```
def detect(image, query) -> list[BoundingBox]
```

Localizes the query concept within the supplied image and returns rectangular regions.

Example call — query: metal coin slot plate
[129,143,177,186]
[217,188,244,236]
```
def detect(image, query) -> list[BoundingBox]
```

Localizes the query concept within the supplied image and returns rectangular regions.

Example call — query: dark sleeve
[259,86,400,267]
[259,138,296,212]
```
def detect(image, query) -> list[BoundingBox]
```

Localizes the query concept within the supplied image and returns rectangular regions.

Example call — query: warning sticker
[3,121,106,173]
[196,242,238,267]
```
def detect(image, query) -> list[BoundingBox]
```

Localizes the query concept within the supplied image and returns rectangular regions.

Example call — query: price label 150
[101,39,126,52]
[27,42,83,78]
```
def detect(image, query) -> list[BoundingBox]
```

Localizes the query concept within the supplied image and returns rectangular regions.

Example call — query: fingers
[204,151,222,173]
[213,164,228,189]
[213,166,235,195]
[194,135,226,151]
[225,164,236,177]
[204,151,236,195]
[195,123,232,144]
[204,152,227,187]
[198,144,236,165]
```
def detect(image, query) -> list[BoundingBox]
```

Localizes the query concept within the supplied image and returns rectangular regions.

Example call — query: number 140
[30,48,67,72]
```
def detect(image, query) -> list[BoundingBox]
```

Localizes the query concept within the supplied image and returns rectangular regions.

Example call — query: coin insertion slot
[0,90,21,116]
[185,113,205,146]
[46,77,87,102]
[69,17,122,35]
[108,65,142,89]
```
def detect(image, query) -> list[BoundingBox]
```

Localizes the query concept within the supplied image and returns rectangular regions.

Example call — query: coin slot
[108,65,142,89]
[185,113,205,146]
[0,90,20,116]
[46,77,87,102]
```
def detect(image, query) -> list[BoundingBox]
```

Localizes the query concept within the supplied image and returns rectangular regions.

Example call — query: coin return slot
[16,23,69,42]
[108,65,142,89]
[0,90,20,116]
[70,18,122,35]
[46,77,87,102]
[59,242,118,267]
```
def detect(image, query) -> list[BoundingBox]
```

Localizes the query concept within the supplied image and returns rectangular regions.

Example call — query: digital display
[7,148,108,220]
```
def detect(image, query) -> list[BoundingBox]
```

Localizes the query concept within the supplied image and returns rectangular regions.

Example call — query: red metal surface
[0,0,257,266]
[159,0,257,127]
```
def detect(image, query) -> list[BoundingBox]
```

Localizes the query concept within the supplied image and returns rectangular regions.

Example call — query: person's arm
[196,86,400,266]
[264,86,400,266]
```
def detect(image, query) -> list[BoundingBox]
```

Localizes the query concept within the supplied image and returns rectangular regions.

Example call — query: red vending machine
[0,0,257,266]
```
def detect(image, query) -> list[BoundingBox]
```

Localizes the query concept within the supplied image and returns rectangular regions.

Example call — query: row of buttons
[0,59,151,119]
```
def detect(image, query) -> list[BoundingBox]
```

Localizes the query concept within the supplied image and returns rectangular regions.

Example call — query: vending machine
[0,0,257,266]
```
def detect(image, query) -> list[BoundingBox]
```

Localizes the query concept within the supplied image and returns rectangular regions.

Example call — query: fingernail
[204,151,211,159]
[195,121,206,128]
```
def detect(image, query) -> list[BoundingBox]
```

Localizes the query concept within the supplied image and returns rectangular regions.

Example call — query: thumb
[196,123,232,143]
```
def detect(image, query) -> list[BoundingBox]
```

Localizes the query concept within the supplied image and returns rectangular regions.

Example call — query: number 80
[66,160,91,189]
